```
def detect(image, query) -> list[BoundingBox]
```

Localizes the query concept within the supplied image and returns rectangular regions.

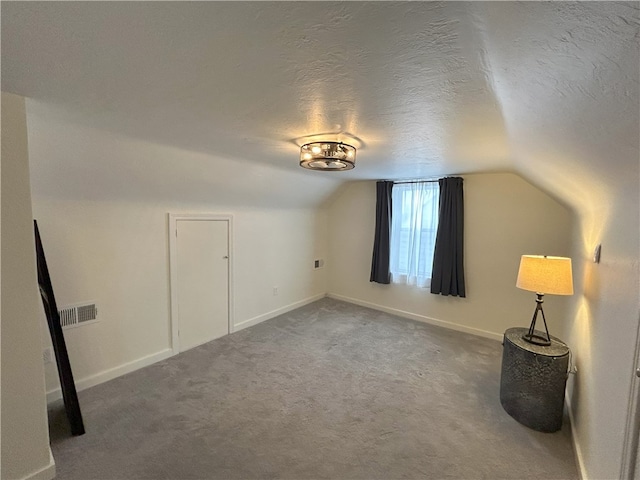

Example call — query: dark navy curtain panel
[370,180,394,284]
[431,177,466,297]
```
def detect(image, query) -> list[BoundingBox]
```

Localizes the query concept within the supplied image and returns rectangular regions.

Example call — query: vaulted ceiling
[2,2,638,210]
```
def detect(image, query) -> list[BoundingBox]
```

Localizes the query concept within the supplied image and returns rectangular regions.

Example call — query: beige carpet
[48,298,578,479]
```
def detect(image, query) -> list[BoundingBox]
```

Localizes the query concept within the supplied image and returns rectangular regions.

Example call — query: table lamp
[516,255,573,346]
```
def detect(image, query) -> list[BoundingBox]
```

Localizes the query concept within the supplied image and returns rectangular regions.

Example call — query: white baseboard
[233,293,326,332]
[46,294,326,402]
[566,390,587,480]
[46,348,174,403]
[45,292,500,407]
[327,292,503,342]
[19,448,56,480]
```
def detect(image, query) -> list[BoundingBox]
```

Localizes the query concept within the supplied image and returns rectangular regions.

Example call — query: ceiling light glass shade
[516,255,574,295]
[299,142,356,171]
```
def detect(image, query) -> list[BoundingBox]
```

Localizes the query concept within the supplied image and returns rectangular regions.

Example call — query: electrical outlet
[273,286,278,296]
[43,347,54,364]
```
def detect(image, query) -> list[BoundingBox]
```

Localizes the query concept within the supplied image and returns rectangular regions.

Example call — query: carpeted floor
[48,298,578,479]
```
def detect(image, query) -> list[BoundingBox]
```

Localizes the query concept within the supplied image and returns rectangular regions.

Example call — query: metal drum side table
[499,327,570,433]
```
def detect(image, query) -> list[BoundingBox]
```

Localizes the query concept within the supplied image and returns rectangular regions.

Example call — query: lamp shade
[516,255,574,295]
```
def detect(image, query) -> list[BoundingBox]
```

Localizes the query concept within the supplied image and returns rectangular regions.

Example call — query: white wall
[1,93,54,480]
[326,173,574,340]
[33,199,327,395]
[27,115,329,396]
[561,188,640,479]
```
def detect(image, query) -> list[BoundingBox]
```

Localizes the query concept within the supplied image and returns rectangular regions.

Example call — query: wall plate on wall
[593,244,601,264]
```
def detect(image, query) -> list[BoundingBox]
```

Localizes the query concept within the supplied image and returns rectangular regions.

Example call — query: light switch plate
[43,347,54,364]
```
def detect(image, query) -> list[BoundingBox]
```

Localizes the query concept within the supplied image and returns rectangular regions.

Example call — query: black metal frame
[34,220,85,436]
[522,293,552,346]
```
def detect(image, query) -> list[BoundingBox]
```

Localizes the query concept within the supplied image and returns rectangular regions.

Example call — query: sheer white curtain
[389,182,439,287]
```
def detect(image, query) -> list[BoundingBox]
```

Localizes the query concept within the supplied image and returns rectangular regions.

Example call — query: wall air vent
[58,302,98,329]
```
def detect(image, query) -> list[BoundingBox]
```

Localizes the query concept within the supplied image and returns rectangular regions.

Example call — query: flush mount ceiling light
[299,142,356,171]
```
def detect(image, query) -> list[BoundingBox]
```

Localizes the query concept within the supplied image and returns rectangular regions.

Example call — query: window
[389,182,439,287]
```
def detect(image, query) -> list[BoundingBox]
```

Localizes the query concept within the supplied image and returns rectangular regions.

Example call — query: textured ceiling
[2,1,638,209]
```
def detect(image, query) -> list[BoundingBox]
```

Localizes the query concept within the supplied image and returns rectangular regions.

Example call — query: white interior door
[175,219,229,352]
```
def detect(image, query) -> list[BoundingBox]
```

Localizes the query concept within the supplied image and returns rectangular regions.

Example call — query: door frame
[168,213,234,354]
[621,312,640,479]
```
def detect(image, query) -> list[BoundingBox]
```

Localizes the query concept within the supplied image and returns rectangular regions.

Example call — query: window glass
[390,182,439,287]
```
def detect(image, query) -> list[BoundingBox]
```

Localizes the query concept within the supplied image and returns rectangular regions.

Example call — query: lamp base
[522,293,552,346]
[521,332,551,347]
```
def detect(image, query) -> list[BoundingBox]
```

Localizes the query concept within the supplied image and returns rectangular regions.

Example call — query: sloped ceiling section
[477,2,639,218]
[1,2,638,208]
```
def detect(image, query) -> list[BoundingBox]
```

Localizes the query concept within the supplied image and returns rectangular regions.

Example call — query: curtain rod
[389,179,439,184]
